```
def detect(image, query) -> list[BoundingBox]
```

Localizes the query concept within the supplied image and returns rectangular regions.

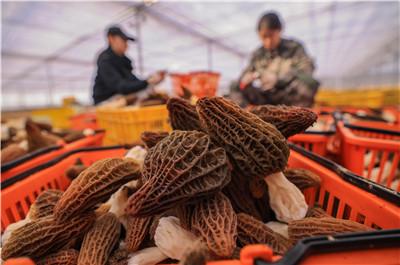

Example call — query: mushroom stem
[127,247,168,265]
[264,171,308,223]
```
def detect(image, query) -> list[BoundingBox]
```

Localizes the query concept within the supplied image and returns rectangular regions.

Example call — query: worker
[93,26,165,105]
[239,12,319,107]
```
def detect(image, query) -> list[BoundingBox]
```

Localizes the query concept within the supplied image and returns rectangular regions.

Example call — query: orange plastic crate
[1,132,104,182]
[2,145,399,265]
[338,120,400,191]
[70,112,98,130]
[170,71,220,98]
[289,114,335,156]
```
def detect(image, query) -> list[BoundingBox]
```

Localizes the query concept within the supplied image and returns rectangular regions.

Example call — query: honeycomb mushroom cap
[190,192,237,258]
[36,249,79,265]
[28,189,63,220]
[126,130,231,217]
[2,212,95,260]
[250,105,318,138]
[140,131,169,149]
[288,217,373,242]
[167,98,202,131]
[54,158,141,222]
[78,212,121,265]
[196,97,289,179]
[237,213,292,255]
[125,215,153,252]
[284,168,321,190]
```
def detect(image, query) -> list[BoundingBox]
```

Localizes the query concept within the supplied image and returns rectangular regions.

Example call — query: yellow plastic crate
[31,107,76,129]
[96,105,171,145]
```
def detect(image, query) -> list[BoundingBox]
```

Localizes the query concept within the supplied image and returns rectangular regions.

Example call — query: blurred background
[2,1,399,110]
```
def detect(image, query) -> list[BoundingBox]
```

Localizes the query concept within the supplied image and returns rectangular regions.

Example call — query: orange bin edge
[1,132,104,182]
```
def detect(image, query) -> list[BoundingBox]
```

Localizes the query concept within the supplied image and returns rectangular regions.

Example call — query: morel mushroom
[190,192,237,258]
[26,119,61,152]
[284,168,321,190]
[63,130,85,143]
[250,105,317,138]
[306,206,330,218]
[167,98,202,131]
[288,217,373,241]
[126,130,230,217]
[141,131,169,149]
[1,143,27,163]
[196,97,307,222]
[154,216,199,260]
[237,213,292,255]
[78,213,121,265]
[126,215,153,252]
[54,158,141,222]
[36,249,79,265]
[2,212,95,260]
[28,189,63,220]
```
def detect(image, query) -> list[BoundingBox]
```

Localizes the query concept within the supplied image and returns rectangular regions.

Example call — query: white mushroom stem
[125,146,147,168]
[127,247,168,265]
[264,171,308,223]
[154,216,199,260]
[265,221,289,239]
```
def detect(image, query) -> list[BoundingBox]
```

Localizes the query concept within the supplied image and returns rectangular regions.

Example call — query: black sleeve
[98,60,148,95]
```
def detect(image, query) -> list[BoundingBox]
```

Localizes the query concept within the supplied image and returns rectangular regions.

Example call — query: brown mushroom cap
[167,98,202,131]
[284,168,321,190]
[237,213,292,255]
[250,105,317,138]
[196,97,289,179]
[29,189,63,220]
[126,130,231,217]
[190,192,237,258]
[140,131,169,149]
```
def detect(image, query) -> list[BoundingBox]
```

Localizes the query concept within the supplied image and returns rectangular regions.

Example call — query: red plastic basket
[338,120,400,191]
[288,114,335,157]
[70,112,98,130]
[170,71,220,98]
[0,132,104,182]
[2,145,399,265]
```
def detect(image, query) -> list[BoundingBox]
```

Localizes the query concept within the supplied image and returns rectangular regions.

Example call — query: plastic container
[1,145,127,232]
[1,131,104,182]
[170,71,220,98]
[70,112,98,130]
[337,120,400,191]
[2,144,399,265]
[96,105,171,145]
[288,114,335,156]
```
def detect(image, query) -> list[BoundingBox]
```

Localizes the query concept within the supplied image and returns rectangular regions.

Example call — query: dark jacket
[93,47,148,104]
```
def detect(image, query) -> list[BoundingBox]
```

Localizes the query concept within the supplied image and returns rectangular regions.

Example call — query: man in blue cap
[93,26,164,105]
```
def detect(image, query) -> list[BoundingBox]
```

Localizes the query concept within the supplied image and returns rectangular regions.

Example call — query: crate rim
[254,229,400,265]
[1,145,63,172]
[1,145,127,190]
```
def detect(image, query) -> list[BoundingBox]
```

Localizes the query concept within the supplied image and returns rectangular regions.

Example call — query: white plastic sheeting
[2,1,399,109]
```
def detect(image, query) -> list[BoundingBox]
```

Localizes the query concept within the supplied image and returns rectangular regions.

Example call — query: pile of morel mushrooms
[1,97,372,265]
